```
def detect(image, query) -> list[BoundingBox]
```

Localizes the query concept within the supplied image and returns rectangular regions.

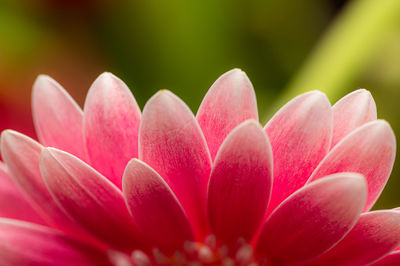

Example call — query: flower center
[111,235,268,265]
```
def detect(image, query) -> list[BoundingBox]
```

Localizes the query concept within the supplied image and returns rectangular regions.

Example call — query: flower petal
[0,130,80,232]
[308,120,396,211]
[40,148,143,250]
[309,210,400,265]
[123,159,194,253]
[256,173,367,265]
[207,120,273,245]
[83,73,141,188]
[0,162,45,224]
[264,91,332,215]
[196,69,258,160]
[32,75,86,160]
[331,89,377,148]
[0,218,110,266]
[373,251,400,266]
[139,90,212,238]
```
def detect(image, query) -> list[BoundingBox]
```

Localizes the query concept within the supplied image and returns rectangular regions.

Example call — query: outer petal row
[2,71,395,263]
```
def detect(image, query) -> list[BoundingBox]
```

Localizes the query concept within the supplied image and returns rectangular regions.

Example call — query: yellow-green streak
[266,0,400,120]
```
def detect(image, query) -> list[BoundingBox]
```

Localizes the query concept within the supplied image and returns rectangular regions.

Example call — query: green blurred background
[1,0,400,208]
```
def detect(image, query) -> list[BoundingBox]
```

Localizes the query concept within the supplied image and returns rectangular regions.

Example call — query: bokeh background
[1,0,400,208]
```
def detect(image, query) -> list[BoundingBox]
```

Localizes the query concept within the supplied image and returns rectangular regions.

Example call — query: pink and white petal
[40,148,144,250]
[0,130,80,232]
[0,162,45,224]
[84,73,141,188]
[309,210,400,265]
[0,218,110,266]
[264,91,332,215]
[123,159,194,253]
[139,90,212,238]
[256,173,367,265]
[196,69,258,160]
[373,251,400,266]
[308,120,396,211]
[331,89,377,148]
[32,75,86,160]
[208,120,273,245]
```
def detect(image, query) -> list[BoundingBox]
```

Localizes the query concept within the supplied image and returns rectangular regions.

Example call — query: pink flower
[0,69,399,265]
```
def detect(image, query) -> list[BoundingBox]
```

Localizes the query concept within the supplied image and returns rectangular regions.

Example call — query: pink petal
[0,130,81,232]
[264,91,332,215]
[83,73,141,188]
[40,148,143,250]
[207,120,273,245]
[139,90,212,238]
[32,75,86,160]
[0,162,45,224]
[196,69,258,160]
[256,173,367,265]
[373,251,400,266]
[309,210,400,265]
[331,89,377,148]
[123,159,194,253]
[0,218,110,266]
[308,120,396,211]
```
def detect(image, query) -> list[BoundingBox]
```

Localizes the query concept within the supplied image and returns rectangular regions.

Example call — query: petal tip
[146,89,176,107]
[96,71,117,81]
[223,68,252,87]
[237,119,262,130]
[32,75,59,94]
[370,120,396,143]
[33,74,51,85]
[90,72,125,93]
[1,130,24,145]
[352,88,373,97]
[226,68,247,77]
[306,90,330,102]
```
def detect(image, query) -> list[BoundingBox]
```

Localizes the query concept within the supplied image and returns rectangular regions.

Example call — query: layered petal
[309,210,400,265]
[264,91,332,215]
[207,120,273,245]
[139,90,212,238]
[196,69,258,160]
[40,148,143,250]
[0,162,44,224]
[308,120,396,211]
[123,159,194,253]
[84,73,141,188]
[256,173,367,265]
[32,75,86,160]
[0,130,80,231]
[331,89,377,148]
[0,218,110,266]
[373,251,400,266]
